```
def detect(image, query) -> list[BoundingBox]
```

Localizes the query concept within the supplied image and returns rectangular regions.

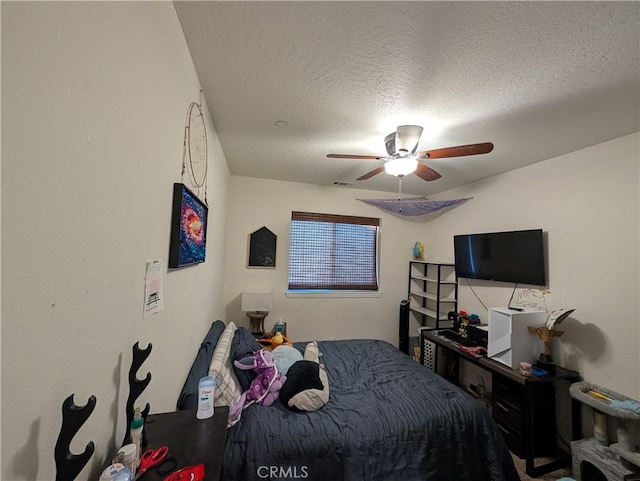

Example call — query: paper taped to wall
[144,260,164,317]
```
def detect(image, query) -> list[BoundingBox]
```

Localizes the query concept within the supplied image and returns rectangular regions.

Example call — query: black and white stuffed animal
[280,341,329,412]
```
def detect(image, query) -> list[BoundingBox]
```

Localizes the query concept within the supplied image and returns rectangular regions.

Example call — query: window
[288,211,380,291]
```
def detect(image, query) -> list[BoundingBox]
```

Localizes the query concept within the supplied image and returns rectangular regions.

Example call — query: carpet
[511,453,572,481]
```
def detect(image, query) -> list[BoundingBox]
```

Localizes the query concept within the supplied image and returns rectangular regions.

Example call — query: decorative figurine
[528,308,575,374]
[413,241,425,260]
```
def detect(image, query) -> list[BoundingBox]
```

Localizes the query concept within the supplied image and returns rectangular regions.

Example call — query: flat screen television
[453,229,546,286]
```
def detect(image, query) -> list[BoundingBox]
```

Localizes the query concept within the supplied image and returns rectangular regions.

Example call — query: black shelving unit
[408,261,458,329]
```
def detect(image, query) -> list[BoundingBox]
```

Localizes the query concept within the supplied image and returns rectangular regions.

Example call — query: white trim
[285,290,383,299]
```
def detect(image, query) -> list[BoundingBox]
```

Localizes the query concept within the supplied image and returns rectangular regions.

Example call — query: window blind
[288,211,380,290]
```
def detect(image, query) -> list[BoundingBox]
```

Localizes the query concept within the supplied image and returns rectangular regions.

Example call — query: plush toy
[229,349,286,423]
[280,341,329,412]
[271,345,303,376]
[258,332,293,351]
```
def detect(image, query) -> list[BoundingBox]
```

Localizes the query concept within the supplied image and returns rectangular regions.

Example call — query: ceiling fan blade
[415,163,442,182]
[357,166,385,180]
[327,154,384,160]
[417,142,494,160]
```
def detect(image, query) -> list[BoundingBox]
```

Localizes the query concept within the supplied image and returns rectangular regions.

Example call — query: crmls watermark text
[256,465,309,479]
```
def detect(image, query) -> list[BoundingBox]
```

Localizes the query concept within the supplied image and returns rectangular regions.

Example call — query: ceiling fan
[327,125,494,182]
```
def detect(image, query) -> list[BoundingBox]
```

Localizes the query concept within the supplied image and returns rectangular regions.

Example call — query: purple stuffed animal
[229,349,286,422]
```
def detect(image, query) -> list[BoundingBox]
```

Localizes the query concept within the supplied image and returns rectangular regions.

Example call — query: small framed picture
[247,226,277,269]
[168,183,208,268]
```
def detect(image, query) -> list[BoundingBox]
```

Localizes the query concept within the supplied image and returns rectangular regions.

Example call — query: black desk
[142,406,228,481]
[421,329,581,478]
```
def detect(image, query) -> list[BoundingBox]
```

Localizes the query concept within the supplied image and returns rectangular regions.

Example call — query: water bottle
[275,320,285,334]
[196,375,216,419]
[129,407,143,465]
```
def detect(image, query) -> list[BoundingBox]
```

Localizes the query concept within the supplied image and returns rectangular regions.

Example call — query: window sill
[285,290,383,299]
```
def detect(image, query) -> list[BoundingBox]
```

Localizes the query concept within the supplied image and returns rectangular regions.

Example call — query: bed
[177,321,519,480]
[217,337,519,481]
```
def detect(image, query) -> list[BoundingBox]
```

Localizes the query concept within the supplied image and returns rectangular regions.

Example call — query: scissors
[135,446,177,480]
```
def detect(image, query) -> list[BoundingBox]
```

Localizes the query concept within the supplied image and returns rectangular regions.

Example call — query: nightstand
[141,406,228,481]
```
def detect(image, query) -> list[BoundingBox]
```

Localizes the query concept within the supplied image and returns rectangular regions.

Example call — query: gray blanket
[222,339,519,481]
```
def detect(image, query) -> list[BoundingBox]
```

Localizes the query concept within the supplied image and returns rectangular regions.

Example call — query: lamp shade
[241,290,273,312]
[384,157,418,177]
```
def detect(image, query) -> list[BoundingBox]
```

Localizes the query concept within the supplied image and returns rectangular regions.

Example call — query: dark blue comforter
[222,339,519,481]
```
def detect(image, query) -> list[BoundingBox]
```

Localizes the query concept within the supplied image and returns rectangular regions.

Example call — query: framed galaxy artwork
[168,183,208,268]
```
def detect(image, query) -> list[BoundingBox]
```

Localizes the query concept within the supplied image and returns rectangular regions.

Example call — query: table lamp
[241,290,273,337]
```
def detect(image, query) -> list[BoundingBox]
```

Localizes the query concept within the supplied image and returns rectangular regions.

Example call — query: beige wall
[224,133,639,399]
[2,3,230,480]
[420,133,640,399]
[223,178,430,343]
[2,3,638,481]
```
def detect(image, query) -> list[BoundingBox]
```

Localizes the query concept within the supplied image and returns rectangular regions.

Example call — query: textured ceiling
[175,1,639,196]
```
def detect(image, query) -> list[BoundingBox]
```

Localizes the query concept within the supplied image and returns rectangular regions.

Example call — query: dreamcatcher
[181,91,208,204]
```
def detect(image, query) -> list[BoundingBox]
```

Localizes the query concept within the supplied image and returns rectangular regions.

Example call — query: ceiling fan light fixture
[384,157,418,177]
[395,125,424,155]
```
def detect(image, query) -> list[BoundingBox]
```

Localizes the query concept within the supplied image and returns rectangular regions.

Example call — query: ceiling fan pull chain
[398,177,403,213]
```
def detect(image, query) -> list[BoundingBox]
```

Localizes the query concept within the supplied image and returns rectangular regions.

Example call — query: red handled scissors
[135,446,176,480]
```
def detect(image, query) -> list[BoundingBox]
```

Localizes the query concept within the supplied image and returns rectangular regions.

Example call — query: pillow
[271,345,303,376]
[279,360,324,412]
[208,321,243,410]
[230,327,262,391]
[176,320,226,410]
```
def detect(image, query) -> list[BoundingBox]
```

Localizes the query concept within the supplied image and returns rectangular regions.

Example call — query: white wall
[223,135,639,399]
[223,177,431,343]
[2,3,230,480]
[425,133,640,399]
[2,6,637,481]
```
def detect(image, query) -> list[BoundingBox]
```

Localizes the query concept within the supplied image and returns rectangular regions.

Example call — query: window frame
[287,211,381,294]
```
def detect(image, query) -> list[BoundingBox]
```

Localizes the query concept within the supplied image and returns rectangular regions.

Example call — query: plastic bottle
[98,463,126,481]
[275,320,285,334]
[197,375,216,419]
[117,444,137,478]
[129,407,143,466]
[113,468,131,481]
